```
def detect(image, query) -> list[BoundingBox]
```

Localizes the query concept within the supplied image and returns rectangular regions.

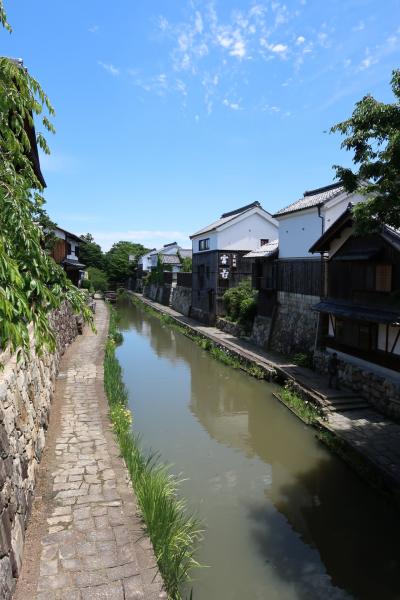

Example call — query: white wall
[217,212,278,251]
[66,239,79,260]
[278,208,323,258]
[323,192,364,229]
[192,231,218,254]
[54,228,66,241]
[139,252,153,271]
[378,324,400,355]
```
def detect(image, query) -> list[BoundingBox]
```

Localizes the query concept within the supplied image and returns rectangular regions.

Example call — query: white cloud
[296,35,305,44]
[89,25,99,33]
[359,55,378,70]
[98,61,120,76]
[195,11,204,34]
[271,43,287,53]
[353,21,365,32]
[223,99,241,110]
[90,230,190,251]
[159,16,169,31]
[230,39,246,58]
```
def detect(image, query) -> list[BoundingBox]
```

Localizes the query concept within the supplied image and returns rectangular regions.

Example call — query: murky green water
[116,301,400,600]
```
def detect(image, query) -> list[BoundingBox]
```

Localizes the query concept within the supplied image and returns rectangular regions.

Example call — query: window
[67,243,72,255]
[199,238,210,251]
[75,245,79,258]
[260,239,269,246]
[376,264,392,292]
[335,318,377,352]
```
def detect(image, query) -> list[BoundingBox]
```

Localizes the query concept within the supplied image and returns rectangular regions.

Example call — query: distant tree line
[79,235,148,292]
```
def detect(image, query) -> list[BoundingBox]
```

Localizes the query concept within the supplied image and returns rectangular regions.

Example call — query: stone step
[323,401,370,413]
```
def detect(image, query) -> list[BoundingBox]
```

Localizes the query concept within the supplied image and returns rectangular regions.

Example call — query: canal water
[116,301,400,600]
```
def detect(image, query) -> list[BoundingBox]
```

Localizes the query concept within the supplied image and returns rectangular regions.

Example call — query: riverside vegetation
[104,307,202,600]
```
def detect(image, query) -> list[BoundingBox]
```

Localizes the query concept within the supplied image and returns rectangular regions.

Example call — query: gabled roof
[274,183,344,218]
[244,239,279,259]
[190,201,272,238]
[178,249,192,258]
[160,254,181,265]
[56,226,84,243]
[309,205,400,254]
[309,205,353,253]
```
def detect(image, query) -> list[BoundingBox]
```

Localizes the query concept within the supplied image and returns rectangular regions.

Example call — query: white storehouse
[190,201,278,323]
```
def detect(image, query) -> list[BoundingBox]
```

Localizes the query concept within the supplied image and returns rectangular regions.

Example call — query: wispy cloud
[89,24,99,33]
[223,98,242,110]
[89,230,190,251]
[98,61,120,76]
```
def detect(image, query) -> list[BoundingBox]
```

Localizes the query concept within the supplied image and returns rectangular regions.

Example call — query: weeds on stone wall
[276,383,323,425]
[105,307,202,600]
[131,295,267,380]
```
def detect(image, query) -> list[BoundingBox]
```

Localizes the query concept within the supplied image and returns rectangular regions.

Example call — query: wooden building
[51,227,86,286]
[190,202,278,323]
[310,208,400,373]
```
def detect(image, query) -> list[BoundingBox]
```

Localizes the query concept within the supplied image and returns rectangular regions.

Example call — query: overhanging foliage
[0,5,91,353]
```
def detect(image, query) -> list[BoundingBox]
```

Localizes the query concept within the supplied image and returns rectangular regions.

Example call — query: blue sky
[2,0,400,250]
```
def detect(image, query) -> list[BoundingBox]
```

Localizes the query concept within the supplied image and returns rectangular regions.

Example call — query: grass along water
[104,307,202,599]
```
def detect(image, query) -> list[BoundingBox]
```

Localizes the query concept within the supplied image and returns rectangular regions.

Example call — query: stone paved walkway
[14,300,165,600]
[134,293,400,495]
[326,409,400,485]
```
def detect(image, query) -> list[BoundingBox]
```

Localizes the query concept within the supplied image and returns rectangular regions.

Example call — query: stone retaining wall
[216,318,246,338]
[0,302,78,599]
[314,350,400,419]
[269,291,319,356]
[251,315,273,349]
[170,286,192,317]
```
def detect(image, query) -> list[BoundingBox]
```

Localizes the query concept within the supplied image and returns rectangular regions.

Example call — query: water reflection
[116,301,400,600]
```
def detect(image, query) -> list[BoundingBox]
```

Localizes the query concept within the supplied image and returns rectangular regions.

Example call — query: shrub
[292,352,314,368]
[223,279,258,329]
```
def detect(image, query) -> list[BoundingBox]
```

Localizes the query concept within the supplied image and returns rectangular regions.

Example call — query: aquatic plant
[104,309,202,599]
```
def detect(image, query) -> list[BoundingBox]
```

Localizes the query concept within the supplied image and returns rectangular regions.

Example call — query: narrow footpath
[14,300,165,600]
[133,293,400,498]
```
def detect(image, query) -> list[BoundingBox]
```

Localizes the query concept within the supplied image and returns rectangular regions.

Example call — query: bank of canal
[116,300,400,600]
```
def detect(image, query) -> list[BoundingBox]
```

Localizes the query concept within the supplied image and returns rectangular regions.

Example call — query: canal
[116,300,400,600]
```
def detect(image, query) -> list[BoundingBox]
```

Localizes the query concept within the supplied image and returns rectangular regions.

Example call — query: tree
[80,233,105,270]
[180,256,192,272]
[87,267,108,292]
[0,3,91,353]
[331,69,400,233]
[105,241,148,287]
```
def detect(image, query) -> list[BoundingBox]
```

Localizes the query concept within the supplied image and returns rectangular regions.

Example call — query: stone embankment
[131,292,400,505]
[13,300,165,600]
[0,302,78,600]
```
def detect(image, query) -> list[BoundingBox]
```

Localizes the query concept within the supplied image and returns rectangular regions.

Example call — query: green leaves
[331,68,400,233]
[0,51,92,355]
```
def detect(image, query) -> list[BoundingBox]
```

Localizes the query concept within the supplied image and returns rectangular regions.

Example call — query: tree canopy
[105,241,149,287]
[331,69,400,233]
[80,233,106,270]
[0,4,91,353]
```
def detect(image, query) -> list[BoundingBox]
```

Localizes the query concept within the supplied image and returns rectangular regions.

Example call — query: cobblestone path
[15,301,165,600]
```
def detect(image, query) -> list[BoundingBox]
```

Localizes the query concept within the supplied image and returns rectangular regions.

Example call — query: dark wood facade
[192,250,252,323]
[313,223,400,372]
[251,257,323,317]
